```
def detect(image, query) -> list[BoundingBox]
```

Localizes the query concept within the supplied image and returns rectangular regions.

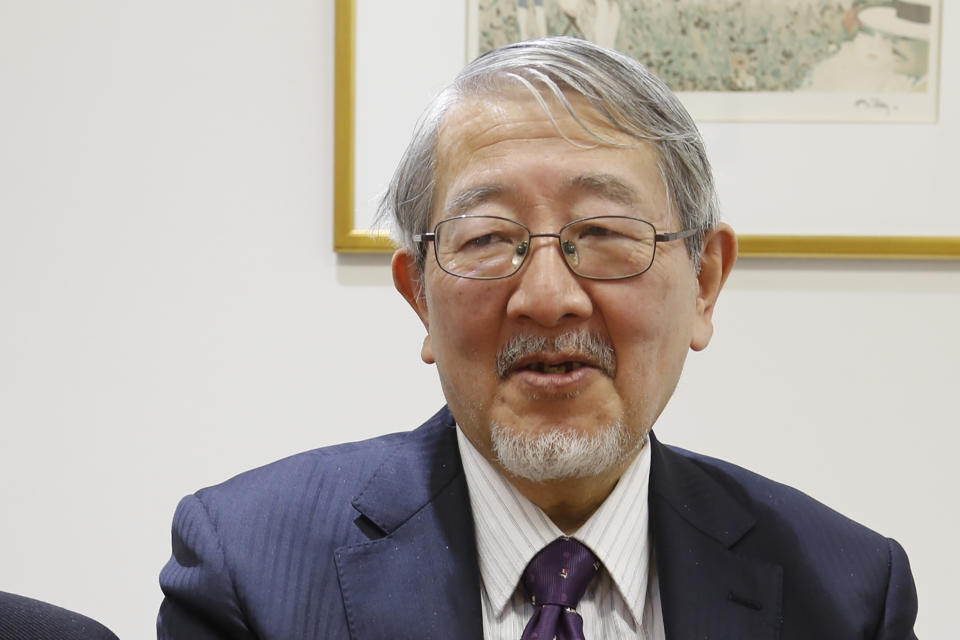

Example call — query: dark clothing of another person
[0,591,118,640]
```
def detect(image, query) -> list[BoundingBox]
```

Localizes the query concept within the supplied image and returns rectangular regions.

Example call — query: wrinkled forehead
[431,85,666,220]
[436,83,642,161]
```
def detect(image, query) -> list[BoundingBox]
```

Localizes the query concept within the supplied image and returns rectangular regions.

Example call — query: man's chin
[490,421,641,483]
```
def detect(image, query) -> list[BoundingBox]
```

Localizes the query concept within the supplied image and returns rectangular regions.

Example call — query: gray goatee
[491,420,640,482]
[491,329,634,481]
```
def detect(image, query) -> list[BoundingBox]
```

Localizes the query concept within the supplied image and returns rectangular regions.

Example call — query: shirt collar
[456,426,652,626]
[575,437,652,625]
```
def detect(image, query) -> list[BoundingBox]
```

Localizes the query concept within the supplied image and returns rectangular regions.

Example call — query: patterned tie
[521,537,601,640]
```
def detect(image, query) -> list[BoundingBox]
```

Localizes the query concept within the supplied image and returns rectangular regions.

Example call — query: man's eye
[468,234,496,247]
[580,225,617,238]
[463,232,513,249]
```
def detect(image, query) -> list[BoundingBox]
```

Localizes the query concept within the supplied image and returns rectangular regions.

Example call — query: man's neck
[500,457,635,533]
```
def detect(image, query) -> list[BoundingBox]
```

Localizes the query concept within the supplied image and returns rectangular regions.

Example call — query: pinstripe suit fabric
[158,407,918,639]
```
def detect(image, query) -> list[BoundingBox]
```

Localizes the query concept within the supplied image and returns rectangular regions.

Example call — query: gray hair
[378,36,720,272]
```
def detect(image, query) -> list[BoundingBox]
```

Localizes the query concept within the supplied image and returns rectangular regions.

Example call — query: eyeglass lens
[433,216,657,280]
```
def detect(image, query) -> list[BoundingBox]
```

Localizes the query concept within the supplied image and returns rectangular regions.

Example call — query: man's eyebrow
[567,173,637,206]
[445,184,505,216]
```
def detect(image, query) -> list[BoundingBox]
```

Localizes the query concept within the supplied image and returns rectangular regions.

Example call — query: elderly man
[158,38,918,639]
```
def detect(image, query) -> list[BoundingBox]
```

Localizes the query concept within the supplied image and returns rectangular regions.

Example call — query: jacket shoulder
[666,443,882,542]
[197,429,407,512]
[194,406,456,521]
[160,408,457,638]
[657,442,917,639]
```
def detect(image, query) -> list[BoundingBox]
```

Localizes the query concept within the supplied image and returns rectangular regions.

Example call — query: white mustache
[496,330,617,378]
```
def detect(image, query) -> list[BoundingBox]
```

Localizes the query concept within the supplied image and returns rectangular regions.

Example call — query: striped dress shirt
[456,427,665,639]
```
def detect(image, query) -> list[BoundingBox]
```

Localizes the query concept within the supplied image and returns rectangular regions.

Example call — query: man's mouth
[496,330,616,379]
[518,361,588,375]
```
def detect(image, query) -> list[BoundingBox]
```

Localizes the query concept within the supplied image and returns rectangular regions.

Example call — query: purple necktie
[521,537,600,640]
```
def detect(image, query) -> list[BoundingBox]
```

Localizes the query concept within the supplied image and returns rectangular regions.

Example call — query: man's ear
[690,223,737,352]
[392,249,435,364]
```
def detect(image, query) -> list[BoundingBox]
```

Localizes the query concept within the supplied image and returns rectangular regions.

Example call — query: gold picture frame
[333,0,393,252]
[333,0,960,259]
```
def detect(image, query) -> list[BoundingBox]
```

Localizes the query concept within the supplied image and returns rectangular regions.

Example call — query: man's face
[394,91,729,479]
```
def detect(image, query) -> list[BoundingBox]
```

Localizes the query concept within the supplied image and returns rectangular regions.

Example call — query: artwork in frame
[334,0,960,258]
[468,0,942,122]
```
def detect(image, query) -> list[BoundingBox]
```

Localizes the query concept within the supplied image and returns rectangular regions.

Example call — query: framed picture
[335,0,960,258]
[469,0,942,122]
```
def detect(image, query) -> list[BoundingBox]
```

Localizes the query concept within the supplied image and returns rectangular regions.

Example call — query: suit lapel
[649,434,783,640]
[335,415,785,640]
[334,408,483,640]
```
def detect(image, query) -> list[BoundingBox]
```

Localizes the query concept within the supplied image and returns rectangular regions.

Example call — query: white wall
[0,2,956,638]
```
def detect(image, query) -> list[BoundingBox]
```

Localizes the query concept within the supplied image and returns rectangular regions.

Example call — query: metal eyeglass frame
[413,215,699,280]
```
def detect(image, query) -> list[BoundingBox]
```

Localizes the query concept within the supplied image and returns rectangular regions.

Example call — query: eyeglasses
[414,215,698,280]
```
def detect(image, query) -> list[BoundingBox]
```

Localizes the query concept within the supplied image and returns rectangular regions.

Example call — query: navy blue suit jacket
[158,407,918,639]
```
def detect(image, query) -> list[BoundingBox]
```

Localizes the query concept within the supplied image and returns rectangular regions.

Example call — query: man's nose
[505,236,593,327]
